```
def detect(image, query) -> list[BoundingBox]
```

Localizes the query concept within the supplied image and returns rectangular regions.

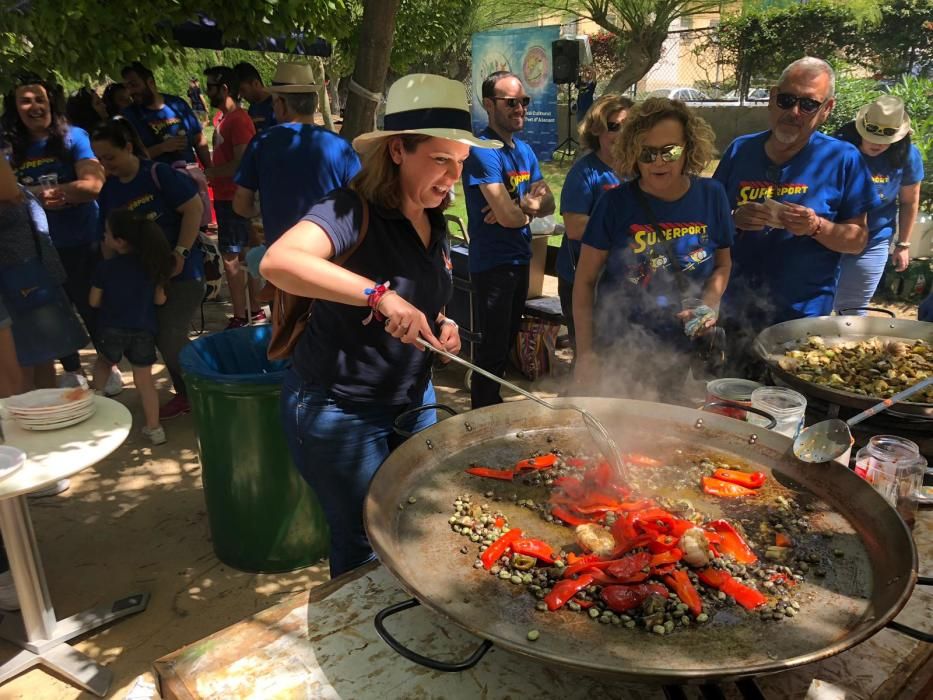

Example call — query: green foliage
[854,0,933,78]
[0,1,352,92]
[820,77,880,137]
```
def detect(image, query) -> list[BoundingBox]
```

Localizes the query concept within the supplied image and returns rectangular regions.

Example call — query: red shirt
[210,107,255,200]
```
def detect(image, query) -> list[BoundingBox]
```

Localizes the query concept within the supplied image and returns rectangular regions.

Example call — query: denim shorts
[98,326,157,366]
[213,200,251,254]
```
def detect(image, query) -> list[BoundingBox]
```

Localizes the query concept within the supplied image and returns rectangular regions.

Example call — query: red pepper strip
[651,563,677,577]
[697,567,768,610]
[600,582,671,613]
[583,568,648,586]
[562,553,601,578]
[624,453,663,467]
[613,499,657,513]
[480,528,523,570]
[605,552,651,579]
[514,454,557,471]
[702,476,757,498]
[649,548,683,568]
[663,569,703,616]
[511,538,555,565]
[465,466,515,481]
[574,597,595,609]
[608,534,654,559]
[707,520,758,565]
[551,506,593,527]
[552,477,586,500]
[775,532,792,548]
[565,457,589,468]
[770,573,797,587]
[587,461,615,489]
[669,519,698,538]
[703,531,722,544]
[629,508,678,535]
[713,468,767,490]
[648,535,680,554]
[494,516,505,529]
[544,574,595,611]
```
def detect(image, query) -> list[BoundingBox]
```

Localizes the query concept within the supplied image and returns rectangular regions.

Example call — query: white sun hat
[352,74,502,154]
[855,95,912,145]
[266,62,320,94]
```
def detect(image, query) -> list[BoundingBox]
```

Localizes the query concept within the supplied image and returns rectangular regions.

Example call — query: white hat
[352,74,502,154]
[855,95,911,145]
[267,62,320,94]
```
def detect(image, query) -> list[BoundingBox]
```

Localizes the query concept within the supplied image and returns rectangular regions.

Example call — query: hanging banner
[471,26,560,162]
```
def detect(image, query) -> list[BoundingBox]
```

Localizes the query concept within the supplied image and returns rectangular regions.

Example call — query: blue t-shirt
[857,145,924,244]
[92,253,158,334]
[97,160,204,281]
[291,189,453,405]
[557,151,620,282]
[582,177,734,341]
[14,125,100,249]
[248,97,277,133]
[462,128,543,273]
[234,123,360,244]
[122,94,203,164]
[713,130,880,324]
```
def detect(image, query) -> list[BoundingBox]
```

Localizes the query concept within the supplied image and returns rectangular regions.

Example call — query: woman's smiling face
[636,117,687,193]
[15,84,52,136]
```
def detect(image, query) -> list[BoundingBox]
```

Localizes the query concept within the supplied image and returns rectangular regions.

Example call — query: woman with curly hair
[572,97,734,399]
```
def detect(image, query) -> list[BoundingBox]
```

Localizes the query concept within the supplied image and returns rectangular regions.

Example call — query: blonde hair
[612,97,715,178]
[350,134,432,210]
[578,93,634,152]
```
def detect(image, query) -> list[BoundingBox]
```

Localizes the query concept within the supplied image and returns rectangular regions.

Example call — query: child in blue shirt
[90,211,171,444]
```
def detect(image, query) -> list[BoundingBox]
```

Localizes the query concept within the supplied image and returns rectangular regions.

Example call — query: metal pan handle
[838,306,897,318]
[701,400,777,430]
[374,597,493,672]
[393,403,458,439]
[885,576,933,642]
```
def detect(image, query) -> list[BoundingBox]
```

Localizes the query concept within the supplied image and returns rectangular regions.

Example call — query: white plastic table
[0,396,148,696]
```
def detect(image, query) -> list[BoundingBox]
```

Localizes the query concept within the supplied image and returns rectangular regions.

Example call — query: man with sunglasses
[463,71,555,408]
[713,57,878,373]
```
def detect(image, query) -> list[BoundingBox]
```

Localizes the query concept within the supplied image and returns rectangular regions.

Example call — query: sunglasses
[606,121,624,132]
[490,96,531,108]
[862,117,898,137]
[775,92,825,114]
[638,144,685,164]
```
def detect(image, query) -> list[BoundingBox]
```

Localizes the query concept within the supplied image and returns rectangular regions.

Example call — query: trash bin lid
[179,325,288,384]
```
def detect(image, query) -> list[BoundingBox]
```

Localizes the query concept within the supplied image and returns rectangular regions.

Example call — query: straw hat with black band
[855,95,912,145]
[352,74,502,154]
[266,62,320,94]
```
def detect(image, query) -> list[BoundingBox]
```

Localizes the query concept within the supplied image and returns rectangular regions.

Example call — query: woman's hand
[892,246,910,272]
[436,317,461,360]
[732,202,772,231]
[378,292,442,351]
[32,186,67,210]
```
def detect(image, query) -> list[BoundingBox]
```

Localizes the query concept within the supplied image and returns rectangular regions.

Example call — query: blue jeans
[280,369,437,577]
[834,237,890,315]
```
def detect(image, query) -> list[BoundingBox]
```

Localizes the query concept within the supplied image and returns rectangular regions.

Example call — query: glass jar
[854,435,924,528]
[705,378,762,420]
[748,387,807,439]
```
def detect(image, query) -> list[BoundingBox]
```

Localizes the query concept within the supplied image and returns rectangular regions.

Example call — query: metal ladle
[793,375,933,463]
[417,339,629,483]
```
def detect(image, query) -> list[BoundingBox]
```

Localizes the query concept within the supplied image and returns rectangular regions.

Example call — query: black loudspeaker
[551,39,579,85]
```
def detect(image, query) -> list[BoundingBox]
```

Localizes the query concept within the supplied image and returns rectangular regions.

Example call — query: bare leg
[0,327,23,398]
[131,365,159,430]
[223,252,246,319]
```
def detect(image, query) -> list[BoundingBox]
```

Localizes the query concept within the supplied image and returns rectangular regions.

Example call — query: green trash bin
[180,325,328,572]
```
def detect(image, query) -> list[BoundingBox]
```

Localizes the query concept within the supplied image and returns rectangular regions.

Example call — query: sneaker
[142,425,167,445]
[29,478,70,498]
[58,372,88,389]
[103,366,124,397]
[251,309,268,324]
[0,570,19,612]
[225,316,248,330]
[159,394,191,420]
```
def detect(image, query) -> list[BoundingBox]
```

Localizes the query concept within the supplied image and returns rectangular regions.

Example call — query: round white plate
[6,388,93,413]
[15,407,96,431]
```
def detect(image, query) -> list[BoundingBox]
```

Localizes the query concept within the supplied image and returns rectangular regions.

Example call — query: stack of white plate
[5,388,96,431]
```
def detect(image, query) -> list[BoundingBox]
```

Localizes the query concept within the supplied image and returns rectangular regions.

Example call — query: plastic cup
[748,386,807,439]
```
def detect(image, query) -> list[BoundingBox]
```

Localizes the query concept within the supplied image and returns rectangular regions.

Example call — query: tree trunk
[339,0,401,142]
[601,31,667,96]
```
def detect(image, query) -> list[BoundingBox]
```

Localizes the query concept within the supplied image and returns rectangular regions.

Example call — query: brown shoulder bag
[267,198,370,360]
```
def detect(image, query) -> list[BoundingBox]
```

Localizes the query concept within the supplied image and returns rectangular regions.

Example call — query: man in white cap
[713,56,879,372]
[463,70,555,409]
[233,62,361,248]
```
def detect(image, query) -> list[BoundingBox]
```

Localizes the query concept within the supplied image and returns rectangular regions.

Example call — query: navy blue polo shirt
[291,188,453,405]
[248,97,277,133]
[92,253,158,334]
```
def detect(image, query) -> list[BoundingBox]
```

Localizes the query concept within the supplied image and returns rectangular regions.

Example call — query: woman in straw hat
[832,95,924,315]
[261,74,501,577]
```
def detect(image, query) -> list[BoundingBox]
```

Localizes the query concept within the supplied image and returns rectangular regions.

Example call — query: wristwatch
[894,242,911,249]
[174,245,191,258]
